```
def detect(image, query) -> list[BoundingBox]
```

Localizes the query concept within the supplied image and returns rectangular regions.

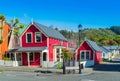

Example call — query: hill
[59,28,120,46]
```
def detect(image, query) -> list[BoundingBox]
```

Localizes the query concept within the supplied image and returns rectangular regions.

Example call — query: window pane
[56,48,60,62]
[36,33,42,42]
[43,52,47,61]
[29,52,34,61]
[86,51,90,60]
[27,34,32,43]
[81,52,85,60]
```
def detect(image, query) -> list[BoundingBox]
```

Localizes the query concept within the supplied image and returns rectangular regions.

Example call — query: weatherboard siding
[0,23,10,59]
[22,52,40,66]
[77,41,94,61]
[77,40,102,65]
[21,25,47,47]
[48,37,68,61]
[95,51,102,64]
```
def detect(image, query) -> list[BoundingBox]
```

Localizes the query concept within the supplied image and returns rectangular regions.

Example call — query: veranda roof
[9,47,47,52]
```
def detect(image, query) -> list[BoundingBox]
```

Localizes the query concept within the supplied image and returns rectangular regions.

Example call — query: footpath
[0,66,94,75]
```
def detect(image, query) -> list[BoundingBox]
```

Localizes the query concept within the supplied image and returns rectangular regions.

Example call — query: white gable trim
[20,23,48,47]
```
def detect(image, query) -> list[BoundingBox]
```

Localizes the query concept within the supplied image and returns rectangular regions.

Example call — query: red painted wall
[95,51,102,64]
[49,37,68,61]
[21,25,47,47]
[22,52,28,65]
[77,41,94,61]
[22,52,40,66]
[76,41,102,64]
[30,52,40,66]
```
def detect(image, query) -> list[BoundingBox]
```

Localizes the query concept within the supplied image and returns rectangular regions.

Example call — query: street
[0,57,120,81]
[0,71,120,81]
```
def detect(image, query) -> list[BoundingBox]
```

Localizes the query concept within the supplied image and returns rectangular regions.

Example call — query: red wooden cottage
[76,39,102,67]
[9,22,68,67]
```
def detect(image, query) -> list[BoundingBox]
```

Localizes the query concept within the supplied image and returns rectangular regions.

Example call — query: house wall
[22,52,40,66]
[0,23,10,59]
[95,51,102,64]
[77,41,94,61]
[21,25,47,47]
[48,37,68,62]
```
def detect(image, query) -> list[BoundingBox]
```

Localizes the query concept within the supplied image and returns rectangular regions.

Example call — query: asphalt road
[0,71,120,81]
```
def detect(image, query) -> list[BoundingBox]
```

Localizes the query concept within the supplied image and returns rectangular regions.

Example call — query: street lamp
[78,24,82,74]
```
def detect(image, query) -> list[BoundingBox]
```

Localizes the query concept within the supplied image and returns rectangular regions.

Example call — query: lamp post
[78,24,82,74]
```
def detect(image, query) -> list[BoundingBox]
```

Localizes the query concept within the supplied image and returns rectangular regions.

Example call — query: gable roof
[18,24,28,36]
[34,22,67,41]
[20,22,67,41]
[103,46,118,50]
[100,46,110,53]
[86,39,102,52]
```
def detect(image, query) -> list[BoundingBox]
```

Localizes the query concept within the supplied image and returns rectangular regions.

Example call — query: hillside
[59,28,120,46]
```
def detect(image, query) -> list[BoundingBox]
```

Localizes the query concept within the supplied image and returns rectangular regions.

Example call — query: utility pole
[78,24,82,74]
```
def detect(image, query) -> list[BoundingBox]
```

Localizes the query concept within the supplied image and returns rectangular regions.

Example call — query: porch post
[27,52,30,67]
[9,53,11,60]
[40,52,42,67]
[14,52,17,66]
[60,48,62,62]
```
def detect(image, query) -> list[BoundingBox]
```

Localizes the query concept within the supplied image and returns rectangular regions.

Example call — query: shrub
[57,62,62,69]
[102,58,109,62]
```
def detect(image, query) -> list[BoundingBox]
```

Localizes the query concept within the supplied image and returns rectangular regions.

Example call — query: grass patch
[0,70,4,72]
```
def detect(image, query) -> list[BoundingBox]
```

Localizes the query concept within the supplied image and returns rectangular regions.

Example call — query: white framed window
[56,48,60,62]
[26,33,32,43]
[80,50,90,60]
[29,52,34,62]
[35,32,42,43]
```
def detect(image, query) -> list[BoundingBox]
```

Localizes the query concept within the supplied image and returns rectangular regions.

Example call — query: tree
[0,14,24,44]
[0,14,5,21]
[61,48,73,62]
[113,35,120,45]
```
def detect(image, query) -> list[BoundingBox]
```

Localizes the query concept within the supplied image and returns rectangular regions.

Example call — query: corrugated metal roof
[9,47,47,52]
[18,24,28,36]
[34,22,67,41]
[86,39,102,52]
[103,46,118,50]
[100,46,110,53]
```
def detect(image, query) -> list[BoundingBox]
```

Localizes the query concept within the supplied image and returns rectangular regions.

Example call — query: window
[35,32,42,43]
[80,51,90,60]
[81,52,85,60]
[43,52,47,61]
[26,33,32,43]
[29,52,34,62]
[86,51,90,60]
[56,48,60,62]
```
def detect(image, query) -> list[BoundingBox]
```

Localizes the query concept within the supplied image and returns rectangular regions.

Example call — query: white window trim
[29,52,34,62]
[55,48,61,62]
[80,50,91,61]
[26,32,33,43]
[35,32,42,43]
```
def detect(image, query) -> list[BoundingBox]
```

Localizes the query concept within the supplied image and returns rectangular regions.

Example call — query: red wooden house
[76,39,102,67]
[9,22,68,67]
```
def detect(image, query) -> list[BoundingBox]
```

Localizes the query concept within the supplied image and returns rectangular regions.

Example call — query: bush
[3,57,11,61]
[57,62,62,69]
[102,58,109,62]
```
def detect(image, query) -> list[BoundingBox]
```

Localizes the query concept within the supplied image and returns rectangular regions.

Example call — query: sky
[0,0,120,31]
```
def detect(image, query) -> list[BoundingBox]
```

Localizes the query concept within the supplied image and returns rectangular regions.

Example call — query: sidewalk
[0,66,94,75]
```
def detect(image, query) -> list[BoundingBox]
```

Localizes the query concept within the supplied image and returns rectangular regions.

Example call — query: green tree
[0,14,5,21]
[114,35,120,45]
[61,48,73,62]
[0,14,24,44]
